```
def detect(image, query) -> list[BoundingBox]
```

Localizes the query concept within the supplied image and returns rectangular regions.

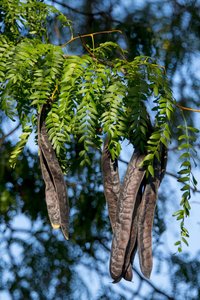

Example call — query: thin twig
[60,30,122,48]
[0,123,20,146]
[78,33,95,57]
[176,103,200,113]
[133,267,174,300]
[51,0,124,26]
[51,0,104,16]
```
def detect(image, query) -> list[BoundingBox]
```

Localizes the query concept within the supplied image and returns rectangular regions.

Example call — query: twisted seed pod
[123,187,143,281]
[102,138,133,280]
[137,146,168,278]
[38,105,69,240]
[110,152,145,282]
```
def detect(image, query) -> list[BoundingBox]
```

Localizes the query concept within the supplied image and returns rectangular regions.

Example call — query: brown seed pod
[101,137,120,232]
[38,105,69,240]
[123,186,143,281]
[137,146,168,278]
[110,152,145,282]
[137,179,159,278]
[39,148,61,229]
[102,137,133,280]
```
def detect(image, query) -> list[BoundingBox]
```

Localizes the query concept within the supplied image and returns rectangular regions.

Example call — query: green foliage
[140,58,175,176]
[0,36,174,167]
[0,0,174,166]
[92,41,127,60]
[0,0,72,41]
[173,119,199,252]
[9,124,32,168]
[121,58,153,153]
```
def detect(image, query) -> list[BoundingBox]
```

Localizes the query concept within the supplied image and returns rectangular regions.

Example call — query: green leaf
[181,161,191,167]
[192,175,198,186]
[178,143,192,150]
[150,132,161,140]
[179,152,190,159]
[172,210,183,217]
[143,153,154,162]
[177,168,190,175]
[9,125,32,168]
[180,184,190,191]
[148,164,154,177]
[174,241,181,246]
[181,237,189,246]
[177,176,190,182]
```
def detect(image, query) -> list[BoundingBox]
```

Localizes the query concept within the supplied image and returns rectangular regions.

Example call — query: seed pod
[137,146,167,278]
[38,105,69,240]
[39,149,61,229]
[102,137,134,280]
[123,186,143,281]
[101,137,120,232]
[110,152,145,282]
[137,179,159,278]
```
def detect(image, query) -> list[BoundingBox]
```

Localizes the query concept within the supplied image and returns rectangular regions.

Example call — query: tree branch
[96,237,173,299]
[0,123,20,146]
[60,30,122,48]
[50,0,105,16]
[50,0,123,25]
[133,267,174,299]
[176,103,200,113]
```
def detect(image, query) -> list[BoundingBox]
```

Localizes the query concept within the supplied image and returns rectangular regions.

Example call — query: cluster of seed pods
[37,104,167,278]
[102,138,167,282]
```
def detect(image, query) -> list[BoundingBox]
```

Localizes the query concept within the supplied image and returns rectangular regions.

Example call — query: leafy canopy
[0,0,199,251]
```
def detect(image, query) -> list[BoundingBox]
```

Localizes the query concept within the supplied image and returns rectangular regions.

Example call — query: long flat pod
[101,137,120,232]
[102,138,133,280]
[39,147,61,228]
[38,105,69,239]
[137,146,167,278]
[110,152,145,281]
[123,187,143,281]
[137,178,159,278]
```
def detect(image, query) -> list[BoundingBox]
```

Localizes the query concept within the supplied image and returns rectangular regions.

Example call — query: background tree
[0,0,200,299]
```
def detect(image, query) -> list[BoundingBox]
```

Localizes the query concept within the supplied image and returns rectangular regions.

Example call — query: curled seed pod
[137,147,167,278]
[110,152,145,282]
[102,137,134,281]
[38,105,69,240]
